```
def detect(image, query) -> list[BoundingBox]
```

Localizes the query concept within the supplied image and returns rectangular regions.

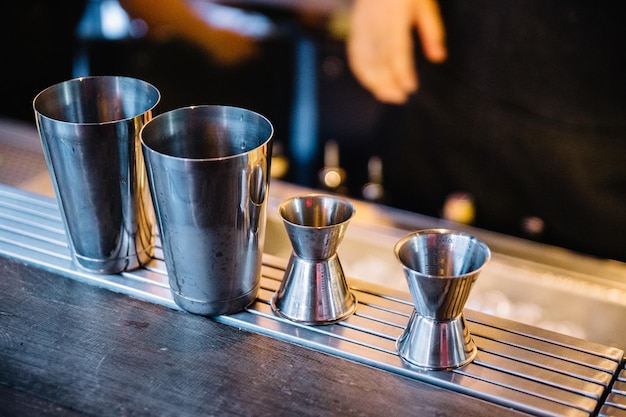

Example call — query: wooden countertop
[0,255,531,417]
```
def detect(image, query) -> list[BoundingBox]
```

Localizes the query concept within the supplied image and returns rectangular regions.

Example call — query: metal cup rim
[33,75,161,126]
[279,193,355,230]
[140,105,274,162]
[394,228,491,279]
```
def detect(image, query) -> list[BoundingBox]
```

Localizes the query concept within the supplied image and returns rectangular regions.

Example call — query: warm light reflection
[322,170,343,189]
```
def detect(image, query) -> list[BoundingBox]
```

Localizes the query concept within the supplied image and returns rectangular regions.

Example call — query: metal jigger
[395,229,491,370]
[271,194,357,325]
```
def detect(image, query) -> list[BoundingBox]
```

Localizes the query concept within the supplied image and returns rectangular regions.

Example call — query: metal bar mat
[0,184,623,417]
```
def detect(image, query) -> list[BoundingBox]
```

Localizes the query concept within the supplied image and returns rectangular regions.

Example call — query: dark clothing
[377,1,626,261]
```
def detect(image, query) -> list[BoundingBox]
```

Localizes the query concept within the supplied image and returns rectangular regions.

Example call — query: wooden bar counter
[0,255,532,417]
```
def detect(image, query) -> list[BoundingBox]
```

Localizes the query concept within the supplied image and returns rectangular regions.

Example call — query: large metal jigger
[395,229,491,370]
[271,194,357,325]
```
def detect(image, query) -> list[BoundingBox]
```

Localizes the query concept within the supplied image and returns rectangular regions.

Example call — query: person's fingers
[386,2,419,95]
[347,0,446,103]
[412,0,447,62]
[347,31,414,103]
[347,0,417,103]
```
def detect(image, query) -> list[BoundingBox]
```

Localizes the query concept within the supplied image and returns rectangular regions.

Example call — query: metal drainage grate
[599,364,626,416]
[0,183,623,417]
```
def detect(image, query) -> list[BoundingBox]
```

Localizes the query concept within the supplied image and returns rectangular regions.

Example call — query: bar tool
[271,194,357,325]
[141,105,273,316]
[33,76,160,274]
[395,229,491,370]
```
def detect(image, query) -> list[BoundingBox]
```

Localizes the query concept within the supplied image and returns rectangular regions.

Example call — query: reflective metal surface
[600,363,626,416]
[33,76,160,274]
[395,229,491,370]
[141,105,273,316]
[263,183,626,351]
[0,184,624,417]
[271,194,357,324]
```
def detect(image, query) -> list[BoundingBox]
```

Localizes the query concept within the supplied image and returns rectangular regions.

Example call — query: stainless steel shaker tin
[141,105,273,316]
[33,76,160,274]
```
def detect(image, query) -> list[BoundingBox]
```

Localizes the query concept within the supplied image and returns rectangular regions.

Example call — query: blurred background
[2,0,625,262]
[1,0,382,199]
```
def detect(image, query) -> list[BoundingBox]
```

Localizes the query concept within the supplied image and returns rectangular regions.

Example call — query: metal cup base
[172,284,259,316]
[396,310,477,371]
[271,253,357,325]
[73,245,154,274]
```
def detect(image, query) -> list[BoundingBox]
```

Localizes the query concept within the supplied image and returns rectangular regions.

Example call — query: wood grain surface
[0,256,528,416]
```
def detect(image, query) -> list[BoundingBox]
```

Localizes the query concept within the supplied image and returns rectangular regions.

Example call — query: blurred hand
[120,0,259,67]
[347,0,446,104]
[193,26,259,67]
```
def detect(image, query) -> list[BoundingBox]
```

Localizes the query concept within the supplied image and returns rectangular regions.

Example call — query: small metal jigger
[395,229,491,370]
[271,194,357,325]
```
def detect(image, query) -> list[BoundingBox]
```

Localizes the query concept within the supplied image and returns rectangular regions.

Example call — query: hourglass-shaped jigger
[271,194,357,325]
[395,229,491,370]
